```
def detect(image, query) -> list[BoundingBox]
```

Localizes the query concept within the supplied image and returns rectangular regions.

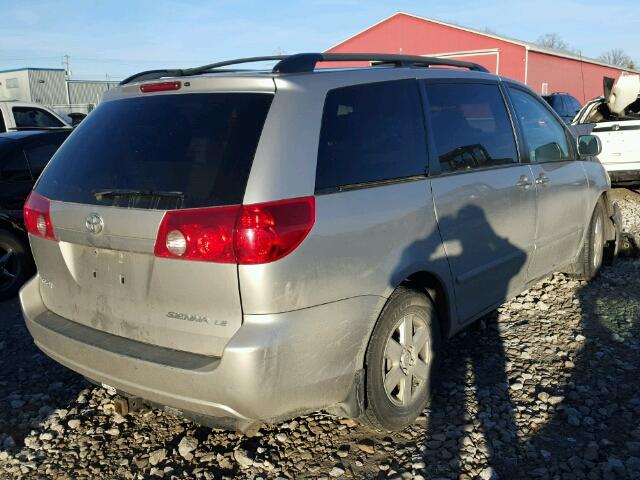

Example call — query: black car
[543,92,582,124]
[0,129,71,300]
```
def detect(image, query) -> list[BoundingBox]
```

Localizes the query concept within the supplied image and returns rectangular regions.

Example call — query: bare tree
[535,33,575,54]
[598,48,636,69]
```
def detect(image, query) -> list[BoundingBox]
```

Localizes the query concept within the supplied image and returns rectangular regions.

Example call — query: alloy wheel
[592,214,604,271]
[382,314,432,406]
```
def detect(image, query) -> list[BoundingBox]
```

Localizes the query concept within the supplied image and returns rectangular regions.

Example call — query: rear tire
[0,230,33,301]
[572,200,606,281]
[359,287,441,431]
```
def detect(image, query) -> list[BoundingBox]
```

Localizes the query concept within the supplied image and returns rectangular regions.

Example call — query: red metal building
[325,12,638,103]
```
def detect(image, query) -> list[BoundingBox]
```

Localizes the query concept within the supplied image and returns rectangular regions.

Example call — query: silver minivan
[20,53,619,433]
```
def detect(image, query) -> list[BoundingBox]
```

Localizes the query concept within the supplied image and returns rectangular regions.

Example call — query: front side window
[424,82,518,173]
[509,88,572,163]
[12,107,65,129]
[316,79,427,191]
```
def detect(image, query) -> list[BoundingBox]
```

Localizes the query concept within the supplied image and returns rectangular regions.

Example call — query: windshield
[35,93,273,209]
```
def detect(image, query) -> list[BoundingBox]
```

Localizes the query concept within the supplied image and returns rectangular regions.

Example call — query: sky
[0,0,638,80]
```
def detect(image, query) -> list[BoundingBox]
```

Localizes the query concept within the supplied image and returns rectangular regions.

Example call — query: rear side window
[424,83,518,173]
[509,88,572,163]
[316,79,427,191]
[36,93,273,209]
[0,112,5,133]
[13,107,64,129]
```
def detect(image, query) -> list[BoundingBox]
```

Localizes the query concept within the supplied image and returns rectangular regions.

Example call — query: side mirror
[533,142,563,162]
[577,135,602,157]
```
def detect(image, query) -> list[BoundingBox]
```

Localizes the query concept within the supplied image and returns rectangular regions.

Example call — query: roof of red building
[326,12,639,74]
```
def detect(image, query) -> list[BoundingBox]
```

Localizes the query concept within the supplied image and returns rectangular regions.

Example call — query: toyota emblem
[85,213,104,235]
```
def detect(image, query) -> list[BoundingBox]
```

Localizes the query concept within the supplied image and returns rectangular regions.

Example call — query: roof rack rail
[274,53,490,74]
[120,52,489,85]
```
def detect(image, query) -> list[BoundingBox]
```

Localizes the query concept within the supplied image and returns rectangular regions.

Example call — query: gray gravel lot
[1,189,639,479]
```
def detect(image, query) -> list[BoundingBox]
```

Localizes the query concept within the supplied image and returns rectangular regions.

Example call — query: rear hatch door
[31,86,274,356]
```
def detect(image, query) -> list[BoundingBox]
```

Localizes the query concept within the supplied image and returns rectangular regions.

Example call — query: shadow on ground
[521,259,640,478]
[418,259,640,479]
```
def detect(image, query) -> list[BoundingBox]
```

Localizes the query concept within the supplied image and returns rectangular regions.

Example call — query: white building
[0,67,119,117]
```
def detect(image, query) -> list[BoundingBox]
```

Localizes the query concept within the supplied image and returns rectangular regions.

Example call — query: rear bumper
[20,275,384,424]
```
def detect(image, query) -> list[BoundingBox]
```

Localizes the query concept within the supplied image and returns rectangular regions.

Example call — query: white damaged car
[573,74,640,185]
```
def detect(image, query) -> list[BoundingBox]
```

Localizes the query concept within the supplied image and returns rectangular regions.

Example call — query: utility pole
[62,54,71,106]
[62,54,71,77]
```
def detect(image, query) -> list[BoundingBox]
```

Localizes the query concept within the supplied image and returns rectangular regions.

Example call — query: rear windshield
[36,93,273,209]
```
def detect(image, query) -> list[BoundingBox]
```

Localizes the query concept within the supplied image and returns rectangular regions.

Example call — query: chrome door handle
[516,175,533,188]
[535,174,550,186]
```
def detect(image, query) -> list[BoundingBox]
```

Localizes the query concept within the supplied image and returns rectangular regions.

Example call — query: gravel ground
[1,190,639,480]
[611,189,640,235]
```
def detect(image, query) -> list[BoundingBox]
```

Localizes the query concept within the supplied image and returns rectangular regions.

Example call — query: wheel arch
[347,276,450,426]
[574,190,618,260]
[332,270,454,420]
[399,270,453,340]
[599,191,619,242]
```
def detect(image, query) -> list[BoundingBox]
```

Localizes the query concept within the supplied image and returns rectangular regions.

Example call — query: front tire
[573,200,606,281]
[0,230,33,301]
[360,287,441,431]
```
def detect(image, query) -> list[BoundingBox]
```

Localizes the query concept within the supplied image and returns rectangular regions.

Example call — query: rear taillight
[234,197,315,264]
[24,191,56,240]
[154,197,315,264]
[154,205,239,263]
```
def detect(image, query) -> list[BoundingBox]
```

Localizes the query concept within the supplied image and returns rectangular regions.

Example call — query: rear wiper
[94,189,185,201]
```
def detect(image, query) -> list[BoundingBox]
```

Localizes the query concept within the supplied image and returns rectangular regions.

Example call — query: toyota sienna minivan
[20,53,619,434]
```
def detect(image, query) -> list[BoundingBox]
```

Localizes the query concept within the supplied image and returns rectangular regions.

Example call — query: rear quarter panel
[238,180,455,316]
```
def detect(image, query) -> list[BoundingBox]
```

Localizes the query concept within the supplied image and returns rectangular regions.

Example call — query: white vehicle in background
[573,73,640,185]
[0,100,71,133]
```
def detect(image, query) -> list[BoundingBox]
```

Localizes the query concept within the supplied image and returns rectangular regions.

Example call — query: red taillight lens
[24,191,56,240]
[139,81,181,93]
[154,197,315,264]
[235,197,315,264]
[154,205,239,263]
